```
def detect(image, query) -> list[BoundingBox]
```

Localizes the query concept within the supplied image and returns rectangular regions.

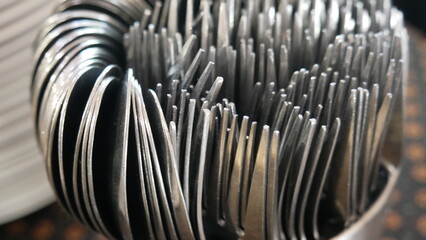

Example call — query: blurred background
[0,0,425,239]
[394,0,426,34]
[0,0,56,228]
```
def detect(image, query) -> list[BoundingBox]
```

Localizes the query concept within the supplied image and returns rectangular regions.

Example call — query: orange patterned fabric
[381,27,426,240]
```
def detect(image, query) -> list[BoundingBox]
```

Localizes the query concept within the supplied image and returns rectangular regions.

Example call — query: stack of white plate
[0,0,56,224]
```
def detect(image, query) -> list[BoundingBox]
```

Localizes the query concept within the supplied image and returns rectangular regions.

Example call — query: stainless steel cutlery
[32,0,408,239]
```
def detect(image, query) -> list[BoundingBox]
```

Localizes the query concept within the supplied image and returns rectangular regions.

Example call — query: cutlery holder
[31,0,408,239]
[334,161,399,240]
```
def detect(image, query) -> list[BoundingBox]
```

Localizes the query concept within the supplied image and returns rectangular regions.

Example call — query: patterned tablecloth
[0,27,425,240]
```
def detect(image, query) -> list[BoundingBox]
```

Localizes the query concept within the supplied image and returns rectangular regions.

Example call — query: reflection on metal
[32,0,408,239]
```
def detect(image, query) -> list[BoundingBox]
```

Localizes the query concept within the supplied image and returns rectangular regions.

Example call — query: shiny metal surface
[32,0,408,239]
[333,162,400,240]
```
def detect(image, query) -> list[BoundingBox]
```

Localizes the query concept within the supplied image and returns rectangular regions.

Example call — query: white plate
[0,26,41,60]
[0,76,30,99]
[0,0,56,225]
[0,169,54,225]
[0,45,31,75]
[0,0,52,45]
[0,0,19,12]
[0,0,44,27]
[0,138,39,168]
[0,89,29,113]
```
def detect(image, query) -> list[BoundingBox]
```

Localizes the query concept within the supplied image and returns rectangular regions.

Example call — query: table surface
[0,27,425,240]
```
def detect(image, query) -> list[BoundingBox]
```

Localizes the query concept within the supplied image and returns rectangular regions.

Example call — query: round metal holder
[31,0,409,239]
[333,161,399,240]
[335,60,406,239]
